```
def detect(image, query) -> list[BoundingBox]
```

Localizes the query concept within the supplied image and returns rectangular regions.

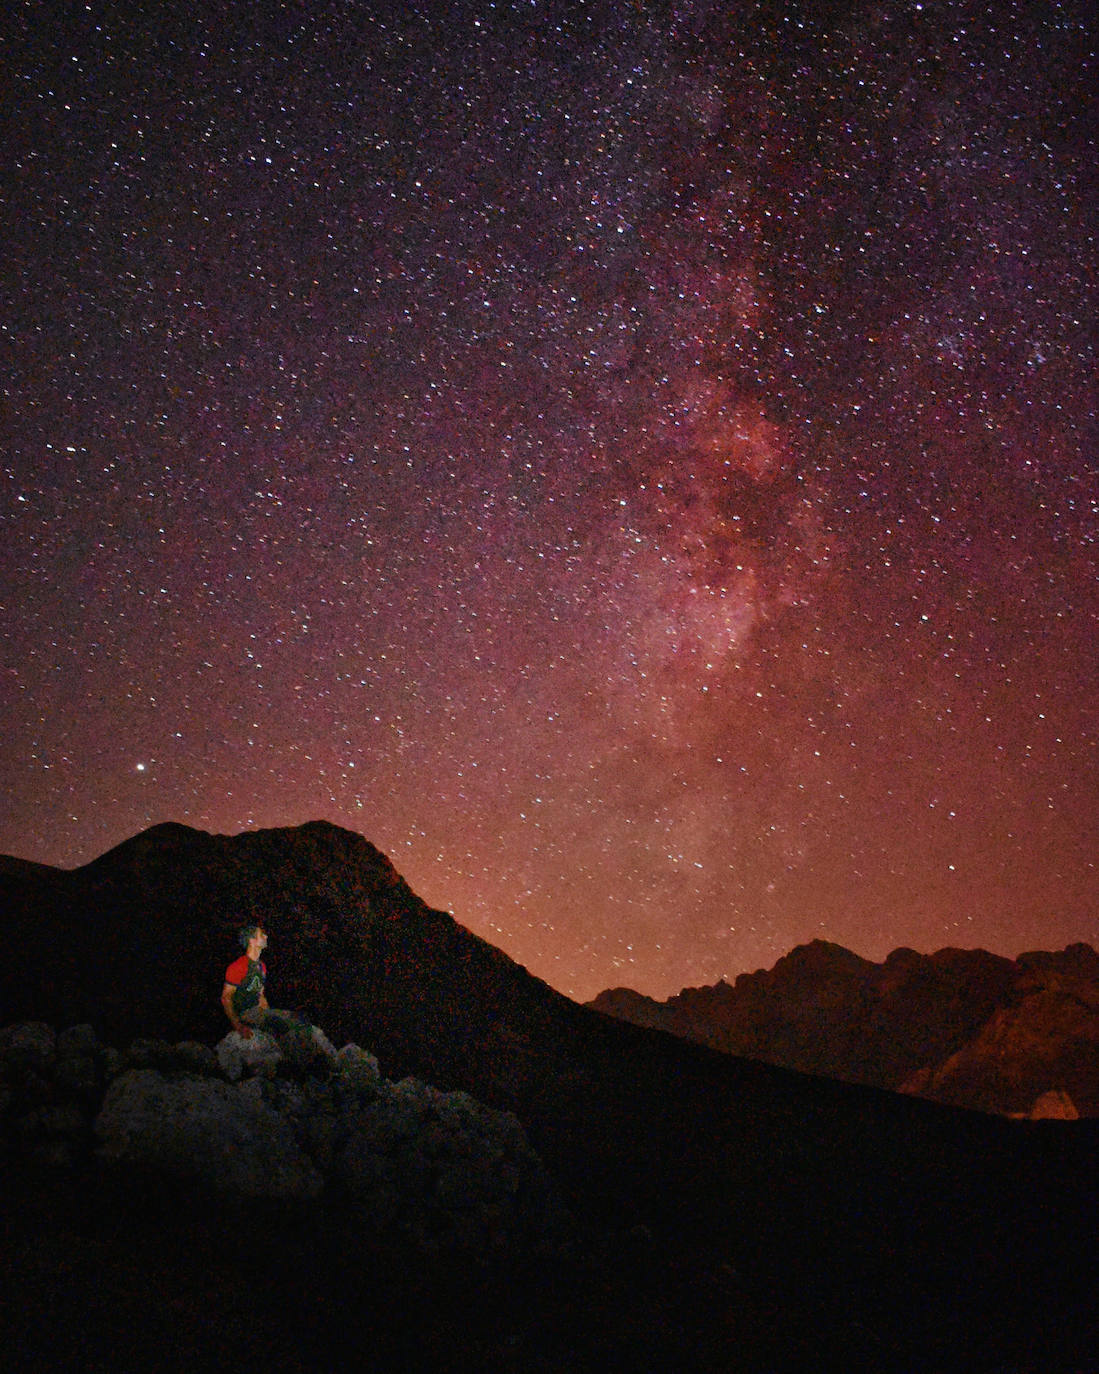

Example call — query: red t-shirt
[224,955,265,986]
[224,955,266,1015]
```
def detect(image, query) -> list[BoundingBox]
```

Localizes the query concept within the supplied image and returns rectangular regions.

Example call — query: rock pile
[0,1017,568,1255]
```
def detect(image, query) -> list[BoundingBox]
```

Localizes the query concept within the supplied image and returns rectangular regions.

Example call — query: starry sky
[2,0,1095,999]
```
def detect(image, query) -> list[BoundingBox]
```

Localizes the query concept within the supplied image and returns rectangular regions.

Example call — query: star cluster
[2,0,1095,997]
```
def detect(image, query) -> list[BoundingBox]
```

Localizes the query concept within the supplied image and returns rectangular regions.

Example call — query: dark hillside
[2,821,1096,1366]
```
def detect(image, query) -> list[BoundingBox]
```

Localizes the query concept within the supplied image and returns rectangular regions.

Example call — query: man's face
[251,927,268,953]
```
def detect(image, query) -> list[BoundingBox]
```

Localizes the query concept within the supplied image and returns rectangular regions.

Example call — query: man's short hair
[239,924,262,949]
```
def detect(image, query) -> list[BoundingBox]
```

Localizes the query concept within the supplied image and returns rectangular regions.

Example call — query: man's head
[239,923,268,953]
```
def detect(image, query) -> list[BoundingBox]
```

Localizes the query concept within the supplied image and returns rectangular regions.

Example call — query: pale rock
[1029,1088,1079,1120]
[331,1045,381,1122]
[95,1068,323,1199]
[215,1029,283,1081]
[333,1043,381,1096]
[335,1076,558,1251]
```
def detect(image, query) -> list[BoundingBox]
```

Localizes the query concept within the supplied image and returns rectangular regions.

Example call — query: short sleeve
[224,955,248,986]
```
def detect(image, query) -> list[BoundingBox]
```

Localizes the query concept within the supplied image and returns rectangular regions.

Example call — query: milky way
[2,1,1095,998]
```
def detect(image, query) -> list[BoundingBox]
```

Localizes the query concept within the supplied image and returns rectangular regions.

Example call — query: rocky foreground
[0,1015,567,1255]
[0,1014,758,1372]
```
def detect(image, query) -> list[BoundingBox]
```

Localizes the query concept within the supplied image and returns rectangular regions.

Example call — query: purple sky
[2,0,1095,998]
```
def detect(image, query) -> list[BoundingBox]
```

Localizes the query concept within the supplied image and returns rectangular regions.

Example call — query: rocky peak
[589,940,1099,1117]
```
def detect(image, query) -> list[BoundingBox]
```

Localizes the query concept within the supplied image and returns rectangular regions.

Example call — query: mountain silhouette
[2,821,1096,1367]
[590,937,1099,1117]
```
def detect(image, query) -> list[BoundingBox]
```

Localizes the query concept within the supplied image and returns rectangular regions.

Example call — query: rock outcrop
[96,1069,325,1198]
[0,1016,568,1253]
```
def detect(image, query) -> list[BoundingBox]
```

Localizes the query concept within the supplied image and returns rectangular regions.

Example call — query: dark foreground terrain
[2,821,1097,1370]
[1,1159,759,1374]
[4,1129,1098,1374]
[3,1138,1095,1374]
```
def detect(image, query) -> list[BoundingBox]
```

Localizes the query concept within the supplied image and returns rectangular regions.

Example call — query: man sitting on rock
[216,925,336,1081]
[221,924,269,1039]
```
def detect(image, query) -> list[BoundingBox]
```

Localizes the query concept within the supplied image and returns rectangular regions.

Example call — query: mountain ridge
[590,937,1099,1117]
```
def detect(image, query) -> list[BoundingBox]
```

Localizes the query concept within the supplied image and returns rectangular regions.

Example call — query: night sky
[3,0,1095,999]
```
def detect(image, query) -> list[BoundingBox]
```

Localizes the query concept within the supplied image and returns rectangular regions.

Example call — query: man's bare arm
[221,981,253,1037]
